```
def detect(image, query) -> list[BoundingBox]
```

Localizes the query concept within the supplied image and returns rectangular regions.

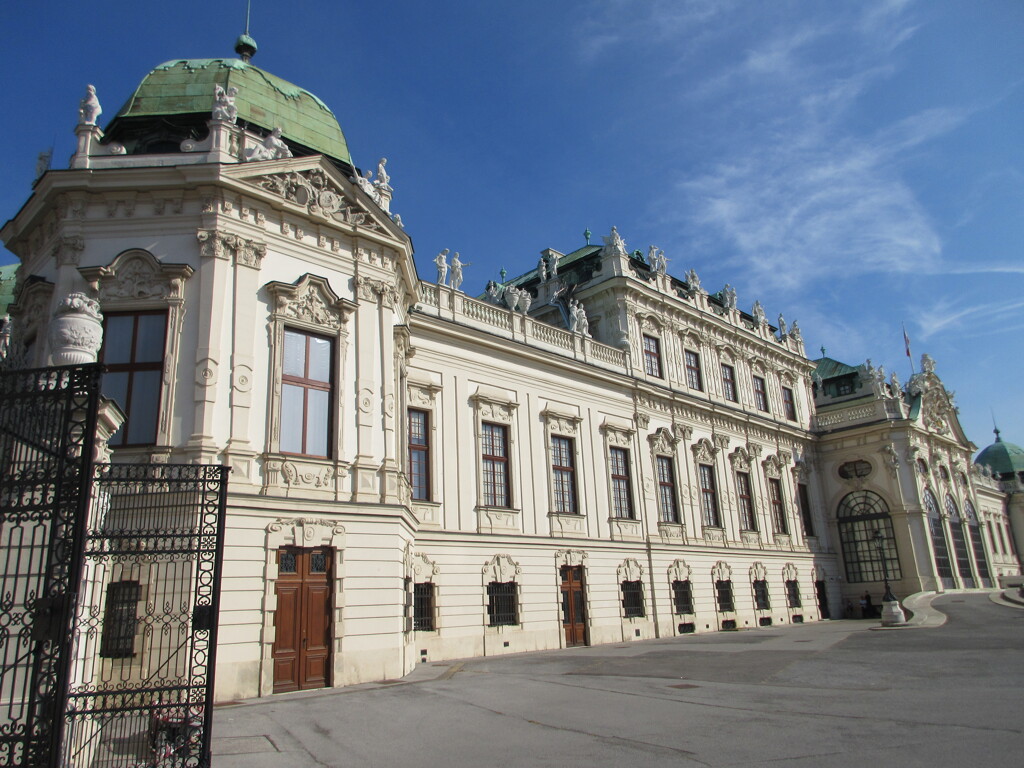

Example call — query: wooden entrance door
[273,547,332,693]
[560,566,587,646]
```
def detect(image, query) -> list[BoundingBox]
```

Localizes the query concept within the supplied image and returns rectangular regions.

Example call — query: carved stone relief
[482,554,521,583]
[749,562,768,581]
[555,549,588,568]
[617,558,644,583]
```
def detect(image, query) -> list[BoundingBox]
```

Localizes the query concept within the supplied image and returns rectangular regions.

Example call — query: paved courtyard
[212,593,1023,767]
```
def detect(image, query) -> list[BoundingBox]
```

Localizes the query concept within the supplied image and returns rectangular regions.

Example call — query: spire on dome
[235,0,257,62]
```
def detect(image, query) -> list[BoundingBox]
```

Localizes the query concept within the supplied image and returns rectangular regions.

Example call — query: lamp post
[872,528,906,625]
[873,529,897,602]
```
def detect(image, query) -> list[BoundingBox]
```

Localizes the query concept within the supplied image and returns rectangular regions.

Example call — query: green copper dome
[111,58,352,165]
[975,429,1024,477]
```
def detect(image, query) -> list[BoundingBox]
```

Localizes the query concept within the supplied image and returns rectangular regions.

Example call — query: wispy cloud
[914,298,1024,340]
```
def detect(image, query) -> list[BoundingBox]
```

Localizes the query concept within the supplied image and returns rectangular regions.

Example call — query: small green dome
[110,58,352,165]
[975,429,1024,477]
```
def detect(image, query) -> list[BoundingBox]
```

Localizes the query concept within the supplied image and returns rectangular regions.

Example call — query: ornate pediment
[729,447,752,471]
[265,273,355,332]
[667,559,692,583]
[649,426,681,456]
[80,249,192,303]
[617,558,644,582]
[749,562,768,581]
[691,437,717,464]
[711,560,732,582]
[241,166,388,234]
[482,554,520,583]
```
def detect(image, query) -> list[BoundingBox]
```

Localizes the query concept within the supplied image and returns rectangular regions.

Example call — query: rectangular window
[642,335,662,378]
[551,435,578,514]
[482,423,511,507]
[753,579,771,610]
[797,483,815,536]
[486,581,518,626]
[408,409,430,501]
[100,580,141,658]
[414,582,436,631]
[685,350,704,391]
[753,376,769,412]
[782,387,797,421]
[769,478,789,534]
[785,580,802,608]
[721,364,737,402]
[280,329,333,457]
[736,471,757,531]
[715,579,735,612]
[699,464,721,527]
[609,447,634,519]
[656,456,679,523]
[101,311,168,447]
[621,581,645,618]
[672,579,694,614]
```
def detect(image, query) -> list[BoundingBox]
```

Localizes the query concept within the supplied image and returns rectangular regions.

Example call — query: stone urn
[49,293,103,365]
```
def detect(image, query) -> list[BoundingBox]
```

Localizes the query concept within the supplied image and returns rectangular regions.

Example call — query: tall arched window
[837,491,902,583]
[963,501,992,587]
[945,495,974,588]
[924,490,955,588]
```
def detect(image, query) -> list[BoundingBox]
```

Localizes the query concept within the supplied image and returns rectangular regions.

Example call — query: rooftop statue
[921,353,936,374]
[602,226,627,256]
[686,268,703,294]
[246,127,292,161]
[505,286,521,312]
[375,158,391,191]
[212,85,239,123]
[777,313,788,337]
[434,249,449,286]
[649,246,668,276]
[789,319,801,340]
[722,284,737,310]
[537,258,548,282]
[450,252,470,292]
[752,300,766,325]
[79,85,102,126]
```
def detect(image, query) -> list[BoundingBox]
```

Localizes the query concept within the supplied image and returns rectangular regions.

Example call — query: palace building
[2,42,1019,701]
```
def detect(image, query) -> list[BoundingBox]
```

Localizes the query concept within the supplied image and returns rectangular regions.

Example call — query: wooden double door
[560,566,588,647]
[273,547,332,693]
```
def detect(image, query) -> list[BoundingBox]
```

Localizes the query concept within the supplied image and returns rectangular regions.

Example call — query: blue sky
[2,0,1021,451]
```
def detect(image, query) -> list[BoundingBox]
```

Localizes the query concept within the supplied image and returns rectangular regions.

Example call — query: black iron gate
[0,365,228,768]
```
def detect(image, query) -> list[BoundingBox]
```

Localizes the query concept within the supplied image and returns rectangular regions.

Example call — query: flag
[903,326,911,358]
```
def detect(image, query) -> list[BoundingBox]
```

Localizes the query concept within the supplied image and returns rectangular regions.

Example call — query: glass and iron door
[273,548,332,692]
[559,566,588,647]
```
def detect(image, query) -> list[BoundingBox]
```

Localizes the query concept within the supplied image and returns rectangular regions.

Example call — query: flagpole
[903,323,915,375]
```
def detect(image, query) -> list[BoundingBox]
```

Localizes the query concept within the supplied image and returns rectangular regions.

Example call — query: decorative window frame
[637,313,665,380]
[404,542,440,633]
[750,561,770,612]
[649,427,685,539]
[482,554,522,632]
[6,277,54,369]
[692,437,724,537]
[601,418,642,540]
[542,404,586,535]
[712,560,735,616]
[261,517,346,697]
[471,386,520,533]
[718,346,739,402]
[616,558,646,621]
[262,274,356,493]
[667,559,695,620]
[406,374,442,525]
[80,249,194,456]
[782,563,801,610]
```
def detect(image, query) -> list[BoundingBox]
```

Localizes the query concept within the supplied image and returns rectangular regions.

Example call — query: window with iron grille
[100,580,141,658]
[785,579,802,608]
[621,580,645,618]
[797,483,815,536]
[752,376,769,412]
[609,447,633,518]
[768,478,789,534]
[486,581,518,626]
[672,579,694,614]
[753,579,770,610]
[414,582,435,631]
[551,435,578,514]
[280,328,334,457]
[699,464,721,527]
[715,579,735,612]
[408,409,430,501]
[721,364,738,402]
[782,387,797,421]
[684,350,704,391]
[656,456,679,523]
[642,335,662,378]
[482,423,510,507]
[736,471,756,531]
[101,311,168,447]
